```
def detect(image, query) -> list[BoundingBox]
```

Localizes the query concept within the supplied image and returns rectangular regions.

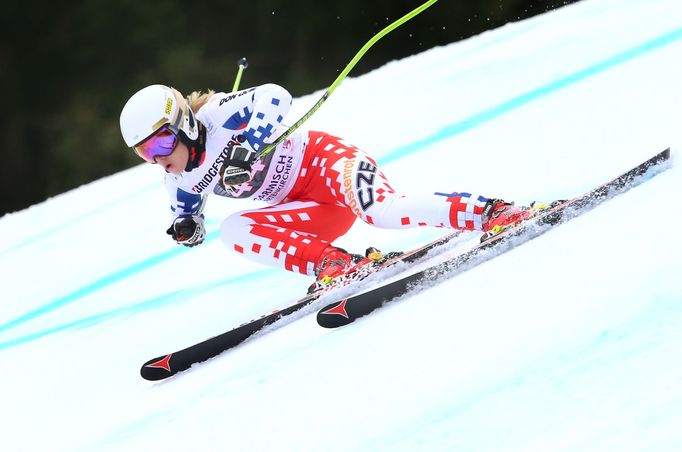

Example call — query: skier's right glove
[166,215,206,247]
[221,135,257,187]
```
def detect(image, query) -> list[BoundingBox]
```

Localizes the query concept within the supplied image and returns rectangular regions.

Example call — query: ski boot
[307,246,390,294]
[480,199,551,242]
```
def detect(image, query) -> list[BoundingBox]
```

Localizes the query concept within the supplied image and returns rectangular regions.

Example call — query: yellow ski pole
[256,0,439,159]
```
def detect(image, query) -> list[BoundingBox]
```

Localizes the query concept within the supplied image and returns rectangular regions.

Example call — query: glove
[222,135,257,186]
[166,215,206,247]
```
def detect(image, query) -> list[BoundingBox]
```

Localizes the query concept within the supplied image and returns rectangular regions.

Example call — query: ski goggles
[133,125,179,163]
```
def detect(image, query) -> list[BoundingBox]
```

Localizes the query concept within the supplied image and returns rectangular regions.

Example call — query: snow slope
[1,0,682,450]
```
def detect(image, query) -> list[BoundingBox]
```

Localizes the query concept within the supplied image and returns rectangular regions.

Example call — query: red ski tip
[321,299,349,318]
[145,354,173,372]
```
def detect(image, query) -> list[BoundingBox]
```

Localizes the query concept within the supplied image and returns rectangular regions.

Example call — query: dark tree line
[0,0,578,215]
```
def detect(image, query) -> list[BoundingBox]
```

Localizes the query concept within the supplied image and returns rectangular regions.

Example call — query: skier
[120,83,536,290]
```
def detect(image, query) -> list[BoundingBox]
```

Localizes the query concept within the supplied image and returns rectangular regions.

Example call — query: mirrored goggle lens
[133,126,178,163]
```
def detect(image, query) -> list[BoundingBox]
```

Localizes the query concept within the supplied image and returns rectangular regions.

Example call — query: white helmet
[120,84,198,147]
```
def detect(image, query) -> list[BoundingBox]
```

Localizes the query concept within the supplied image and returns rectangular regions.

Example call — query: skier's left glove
[166,215,206,247]
[222,135,257,187]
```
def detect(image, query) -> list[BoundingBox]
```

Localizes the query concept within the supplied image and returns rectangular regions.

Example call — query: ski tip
[656,147,671,162]
[140,353,176,381]
[640,148,671,176]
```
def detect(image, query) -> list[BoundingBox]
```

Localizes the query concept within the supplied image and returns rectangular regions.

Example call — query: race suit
[165,84,492,275]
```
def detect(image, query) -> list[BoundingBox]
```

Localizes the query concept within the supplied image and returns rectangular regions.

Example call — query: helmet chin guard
[120,84,198,148]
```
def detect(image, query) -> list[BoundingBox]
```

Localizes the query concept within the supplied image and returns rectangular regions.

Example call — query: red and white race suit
[165,84,491,275]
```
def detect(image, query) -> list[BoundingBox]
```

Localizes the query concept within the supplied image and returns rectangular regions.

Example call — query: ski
[140,225,466,380]
[140,292,319,381]
[317,148,671,328]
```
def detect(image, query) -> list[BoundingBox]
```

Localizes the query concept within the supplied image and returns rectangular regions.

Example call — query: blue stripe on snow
[378,27,682,165]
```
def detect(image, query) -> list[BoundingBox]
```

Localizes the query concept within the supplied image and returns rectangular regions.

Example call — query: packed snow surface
[1,0,681,450]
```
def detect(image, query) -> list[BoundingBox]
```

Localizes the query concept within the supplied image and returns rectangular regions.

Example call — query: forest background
[1,0,577,215]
